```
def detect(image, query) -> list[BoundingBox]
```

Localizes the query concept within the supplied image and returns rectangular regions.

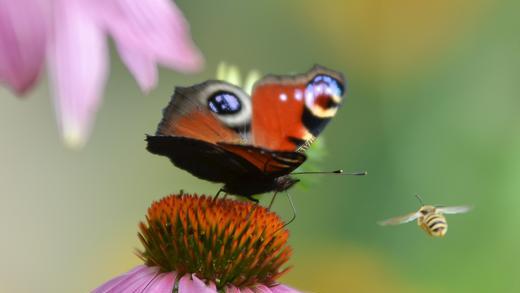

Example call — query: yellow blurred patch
[280,242,427,293]
[297,0,494,78]
[216,62,261,95]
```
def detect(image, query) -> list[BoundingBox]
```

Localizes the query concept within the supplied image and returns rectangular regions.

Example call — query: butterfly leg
[282,192,297,228]
[244,200,260,222]
[272,192,297,233]
[212,188,224,201]
[244,194,259,203]
[268,192,279,210]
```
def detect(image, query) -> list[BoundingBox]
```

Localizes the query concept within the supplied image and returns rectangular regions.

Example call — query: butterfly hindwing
[146,136,264,182]
[218,143,306,177]
[251,65,345,152]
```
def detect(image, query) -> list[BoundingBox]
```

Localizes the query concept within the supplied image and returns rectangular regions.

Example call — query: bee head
[419,205,436,215]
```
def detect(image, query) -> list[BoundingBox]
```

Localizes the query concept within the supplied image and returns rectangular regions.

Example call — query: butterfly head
[274,175,300,192]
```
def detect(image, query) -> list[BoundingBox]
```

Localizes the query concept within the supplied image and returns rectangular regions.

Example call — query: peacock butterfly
[146,65,346,201]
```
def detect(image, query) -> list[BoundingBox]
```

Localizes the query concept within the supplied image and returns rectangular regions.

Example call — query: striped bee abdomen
[420,213,448,237]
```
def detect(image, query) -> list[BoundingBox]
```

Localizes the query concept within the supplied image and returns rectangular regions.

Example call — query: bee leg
[268,192,279,210]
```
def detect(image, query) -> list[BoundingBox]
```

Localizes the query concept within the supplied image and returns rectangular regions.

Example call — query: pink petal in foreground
[47,0,108,148]
[116,43,157,93]
[99,0,203,73]
[0,0,47,94]
[178,274,216,293]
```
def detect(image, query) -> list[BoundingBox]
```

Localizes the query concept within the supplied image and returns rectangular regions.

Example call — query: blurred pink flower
[93,265,300,293]
[0,0,203,148]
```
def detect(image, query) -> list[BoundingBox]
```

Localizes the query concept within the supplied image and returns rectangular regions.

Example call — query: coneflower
[93,193,301,293]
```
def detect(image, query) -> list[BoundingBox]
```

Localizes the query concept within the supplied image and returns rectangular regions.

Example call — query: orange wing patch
[251,83,308,151]
[251,65,345,152]
[162,110,241,144]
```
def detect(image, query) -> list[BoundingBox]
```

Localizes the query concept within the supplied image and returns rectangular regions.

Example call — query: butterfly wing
[153,80,252,144]
[147,66,343,190]
[218,143,306,177]
[251,65,345,152]
[378,211,421,226]
[147,81,267,182]
[436,205,472,215]
[146,136,264,183]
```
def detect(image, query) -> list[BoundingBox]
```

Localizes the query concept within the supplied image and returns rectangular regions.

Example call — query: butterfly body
[223,175,299,197]
[146,65,345,198]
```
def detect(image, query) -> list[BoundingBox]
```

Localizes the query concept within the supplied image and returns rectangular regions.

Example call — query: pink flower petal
[254,285,273,293]
[225,285,241,293]
[178,274,216,293]
[0,0,47,94]
[208,280,217,291]
[47,0,108,148]
[92,265,158,293]
[142,271,176,292]
[96,0,203,74]
[116,43,157,93]
[269,284,302,293]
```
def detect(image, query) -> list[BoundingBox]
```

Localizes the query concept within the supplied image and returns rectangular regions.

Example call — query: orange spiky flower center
[137,193,292,289]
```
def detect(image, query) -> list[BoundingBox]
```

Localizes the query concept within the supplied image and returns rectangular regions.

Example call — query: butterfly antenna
[415,194,425,205]
[291,169,367,176]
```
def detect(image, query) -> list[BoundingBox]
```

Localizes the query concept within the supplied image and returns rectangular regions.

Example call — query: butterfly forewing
[155,80,252,144]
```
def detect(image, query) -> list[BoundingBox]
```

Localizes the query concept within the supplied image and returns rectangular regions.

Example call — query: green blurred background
[1,0,519,292]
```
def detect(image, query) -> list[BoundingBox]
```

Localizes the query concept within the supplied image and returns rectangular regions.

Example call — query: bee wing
[436,205,472,215]
[378,211,420,226]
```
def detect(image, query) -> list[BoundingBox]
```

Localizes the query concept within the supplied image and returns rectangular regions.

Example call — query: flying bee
[378,195,471,237]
